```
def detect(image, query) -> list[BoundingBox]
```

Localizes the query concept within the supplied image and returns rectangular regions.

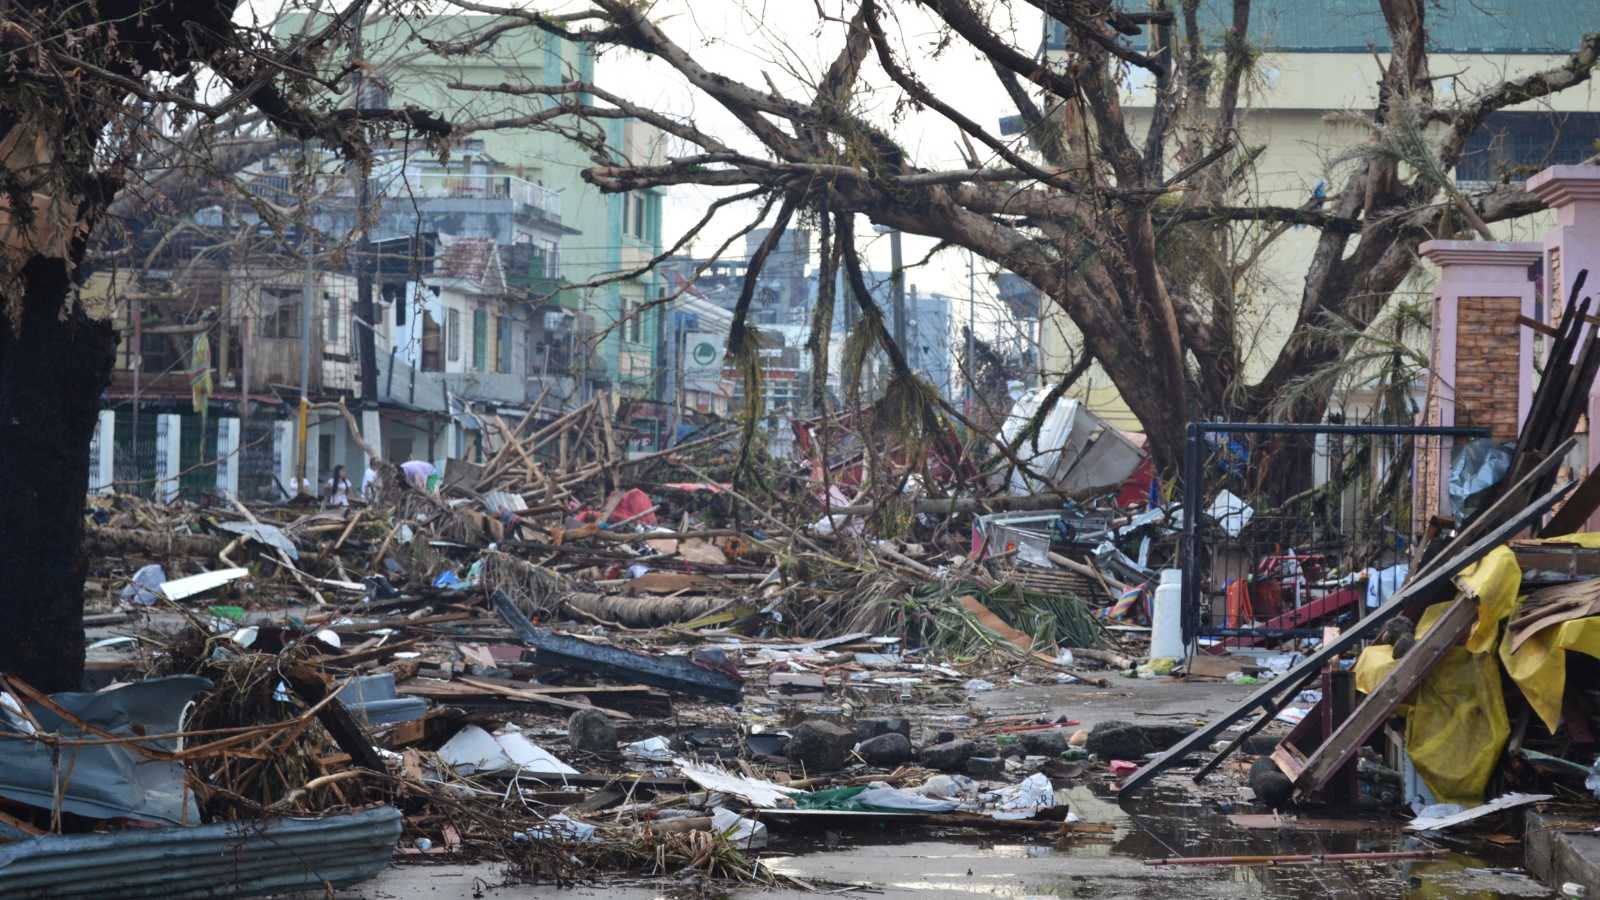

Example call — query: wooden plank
[1294,594,1480,794]
[1272,744,1308,781]
[455,675,632,721]
[1542,461,1600,537]
[1519,314,1561,338]
[1119,471,1573,797]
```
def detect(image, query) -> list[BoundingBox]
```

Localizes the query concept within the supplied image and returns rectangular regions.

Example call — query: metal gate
[1180,422,1489,650]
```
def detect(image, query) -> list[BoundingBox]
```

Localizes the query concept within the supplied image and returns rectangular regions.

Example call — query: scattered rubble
[20,291,1600,898]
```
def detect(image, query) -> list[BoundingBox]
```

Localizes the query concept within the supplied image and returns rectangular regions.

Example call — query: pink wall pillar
[1529,167,1600,499]
[1417,240,1540,528]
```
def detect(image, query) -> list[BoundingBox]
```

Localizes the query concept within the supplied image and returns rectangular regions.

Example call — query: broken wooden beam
[281,663,388,773]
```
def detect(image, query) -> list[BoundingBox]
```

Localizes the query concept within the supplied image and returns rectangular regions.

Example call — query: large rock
[786,720,855,772]
[919,739,977,772]
[1019,731,1070,757]
[567,709,617,753]
[855,717,912,743]
[1085,721,1195,760]
[857,732,913,767]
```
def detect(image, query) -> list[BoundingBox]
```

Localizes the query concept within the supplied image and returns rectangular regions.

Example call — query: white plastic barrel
[1150,568,1186,661]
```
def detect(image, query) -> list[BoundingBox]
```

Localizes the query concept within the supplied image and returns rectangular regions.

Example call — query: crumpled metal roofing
[0,806,401,898]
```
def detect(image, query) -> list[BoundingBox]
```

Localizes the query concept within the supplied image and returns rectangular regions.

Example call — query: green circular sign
[692,341,718,365]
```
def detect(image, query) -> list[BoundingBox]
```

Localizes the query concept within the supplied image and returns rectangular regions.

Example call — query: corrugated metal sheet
[0,806,400,899]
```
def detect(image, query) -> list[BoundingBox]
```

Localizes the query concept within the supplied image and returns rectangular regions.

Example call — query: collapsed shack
[5,391,1171,893]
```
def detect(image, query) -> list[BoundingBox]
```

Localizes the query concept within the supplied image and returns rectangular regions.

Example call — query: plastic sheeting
[1448,439,1514,520]
[1405,637,1508,806]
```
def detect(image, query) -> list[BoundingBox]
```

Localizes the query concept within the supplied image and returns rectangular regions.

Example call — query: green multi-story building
[278,12,666,398]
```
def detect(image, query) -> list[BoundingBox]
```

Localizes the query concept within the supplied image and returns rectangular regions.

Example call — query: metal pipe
[1181,421,1202,648]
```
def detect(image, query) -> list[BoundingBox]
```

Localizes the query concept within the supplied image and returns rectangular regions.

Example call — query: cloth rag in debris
[120,564,166,606]
[712,808,768,849]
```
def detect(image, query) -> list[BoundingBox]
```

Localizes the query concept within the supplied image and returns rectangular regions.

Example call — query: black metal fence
[1180,422,1490,649]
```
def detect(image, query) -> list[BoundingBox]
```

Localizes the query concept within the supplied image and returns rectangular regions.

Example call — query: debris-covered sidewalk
[4,396,1179,896]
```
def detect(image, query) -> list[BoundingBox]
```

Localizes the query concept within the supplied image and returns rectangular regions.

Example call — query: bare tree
[0,0,448,690]
[437,0,1598,474]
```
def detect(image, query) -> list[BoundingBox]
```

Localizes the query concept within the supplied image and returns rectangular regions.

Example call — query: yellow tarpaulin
[1500,617,1600,733]
[1352,548,1520,805]
[1404,641,1509,805]
[1353,547,1519,697]
[1498,533,1600,734]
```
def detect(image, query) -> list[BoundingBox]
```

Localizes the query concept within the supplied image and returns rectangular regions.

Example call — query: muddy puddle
[757,784,1552,898]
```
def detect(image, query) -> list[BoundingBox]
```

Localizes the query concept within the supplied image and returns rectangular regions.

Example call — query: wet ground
[354,780,1551,898]
[79,614,1562,898]
[342,679,1557,899]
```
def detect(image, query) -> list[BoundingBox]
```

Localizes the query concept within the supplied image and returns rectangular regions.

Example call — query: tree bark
[0,258,116,692]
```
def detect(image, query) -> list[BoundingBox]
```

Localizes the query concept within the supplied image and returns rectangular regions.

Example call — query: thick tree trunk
[0,258,116,691]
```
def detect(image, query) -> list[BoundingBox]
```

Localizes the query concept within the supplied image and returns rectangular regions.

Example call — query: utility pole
[297,137,315,495]
[889,228,905,354]
[966,251,976,415]
[349,1,380,405]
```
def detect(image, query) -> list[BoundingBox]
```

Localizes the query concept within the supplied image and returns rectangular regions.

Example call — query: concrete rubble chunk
[1086,721,1194,761]
[786,720,855,772]
[857,732,913,767]
[919,739,977,772]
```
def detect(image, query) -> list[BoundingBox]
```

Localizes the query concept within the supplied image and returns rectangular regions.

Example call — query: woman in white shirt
[326,464,353,507]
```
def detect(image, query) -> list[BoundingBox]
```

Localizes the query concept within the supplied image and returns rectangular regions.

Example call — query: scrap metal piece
[0,676,211,826]
[0,806,401,899]
[491,591,743,703]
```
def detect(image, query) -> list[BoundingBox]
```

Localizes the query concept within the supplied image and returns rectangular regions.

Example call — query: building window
[324,292,341,345]
[421,310,442,372]
[496,315,514,373]
[1457,111,1600,187]
[632,195,646,239]
[620,192,630,235]
[541,239,559,277]
[624,298,644,344]
[447,308,461,362]
[472,308,488,371]
[261,288,300,339]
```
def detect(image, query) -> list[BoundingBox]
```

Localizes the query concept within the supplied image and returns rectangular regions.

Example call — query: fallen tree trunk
[84,526,229,558]
[561,591,731,628]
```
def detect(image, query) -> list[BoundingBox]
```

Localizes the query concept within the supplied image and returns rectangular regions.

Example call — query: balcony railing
[376,171,561,220]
